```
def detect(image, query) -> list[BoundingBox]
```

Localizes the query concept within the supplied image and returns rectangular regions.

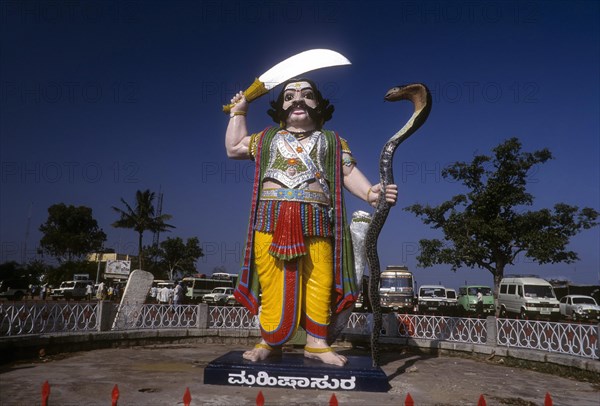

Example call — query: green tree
[112,189,174,270]
[25,260,52,285]
[151,237,203,280]
[212,265,228,275]
[405,138,598,310]
[39,204,107,263]
[0,261,29,283]
[44,261,96,287]
[139,244,163,278]
[0,260,50,297]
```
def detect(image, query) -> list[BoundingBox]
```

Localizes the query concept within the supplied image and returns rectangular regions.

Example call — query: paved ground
[0,343,598,406]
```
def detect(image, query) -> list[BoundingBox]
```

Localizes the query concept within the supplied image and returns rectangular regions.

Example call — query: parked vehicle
[379,266,416,313]
[182,273,238,303]
[445,288,460,315]
[497,277,560,321]
[203,287,234,305]
[457,285,495,316]
[559,295,600,322]
[51,280,94,300]
[225,292,240,306]
[0,279,29,300]
[417,285,448,315]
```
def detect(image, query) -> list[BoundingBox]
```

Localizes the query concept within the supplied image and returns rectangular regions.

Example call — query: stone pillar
[384,313,399,337]
[112,270,154,330]
[97,300,115,332]
[197,303,209,329]
[485,316,497,347]
[596,323,600,359]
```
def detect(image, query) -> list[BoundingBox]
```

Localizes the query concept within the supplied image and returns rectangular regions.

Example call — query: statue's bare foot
[304,345,347,366]
[243,342,278,362]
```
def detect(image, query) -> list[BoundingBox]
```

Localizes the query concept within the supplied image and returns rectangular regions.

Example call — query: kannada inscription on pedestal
[204,351,390,392]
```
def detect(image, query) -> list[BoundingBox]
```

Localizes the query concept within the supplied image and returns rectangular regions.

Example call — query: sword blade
[258,49,351,90]
[223,49,350,113]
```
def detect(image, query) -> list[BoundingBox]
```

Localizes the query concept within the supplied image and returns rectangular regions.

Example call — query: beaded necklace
[287,129,314,141]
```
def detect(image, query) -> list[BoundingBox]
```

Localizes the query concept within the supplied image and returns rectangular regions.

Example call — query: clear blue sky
[1,1,598,288]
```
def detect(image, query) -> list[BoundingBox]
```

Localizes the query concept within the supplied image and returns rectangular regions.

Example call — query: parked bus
[379,265,416,313]
[181,273,238,303]
[357,265,416,313]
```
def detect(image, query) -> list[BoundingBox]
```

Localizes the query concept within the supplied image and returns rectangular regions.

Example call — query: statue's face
[268,78,332,128]
[282,81,318,112]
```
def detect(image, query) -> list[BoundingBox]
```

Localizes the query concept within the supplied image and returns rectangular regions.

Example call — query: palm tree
[112,189,174,270]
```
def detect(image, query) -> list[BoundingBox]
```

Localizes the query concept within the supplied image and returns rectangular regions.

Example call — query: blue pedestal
[204,351,390,392]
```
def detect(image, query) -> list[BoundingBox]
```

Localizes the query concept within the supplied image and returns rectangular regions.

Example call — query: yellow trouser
[253,231,333,345]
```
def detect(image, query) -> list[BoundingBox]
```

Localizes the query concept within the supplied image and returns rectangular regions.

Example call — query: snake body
[365,83,432,366]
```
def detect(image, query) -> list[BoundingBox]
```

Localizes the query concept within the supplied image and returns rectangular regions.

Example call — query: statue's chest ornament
[275,132,317,159]
[264,131,325,189]
[286,158,299,177]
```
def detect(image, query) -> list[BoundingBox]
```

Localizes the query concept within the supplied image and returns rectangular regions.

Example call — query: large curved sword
[222,49,351,113]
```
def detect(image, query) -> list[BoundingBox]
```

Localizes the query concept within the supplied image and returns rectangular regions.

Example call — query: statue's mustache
[284,100,319,120]
[284,100,310,111]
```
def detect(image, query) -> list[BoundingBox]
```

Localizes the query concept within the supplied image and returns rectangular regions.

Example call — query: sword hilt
[222,78,269,114]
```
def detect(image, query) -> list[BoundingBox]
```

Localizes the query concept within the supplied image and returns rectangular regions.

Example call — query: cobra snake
[365,83,432,366]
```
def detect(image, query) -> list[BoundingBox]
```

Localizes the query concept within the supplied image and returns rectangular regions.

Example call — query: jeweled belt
[260,188,329,205]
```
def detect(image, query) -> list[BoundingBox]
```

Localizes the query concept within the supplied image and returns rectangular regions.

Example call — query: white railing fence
[396,314,488,344]
[113,303,199,329]
[344,313,487,345]
[209,305,259,329]
[0,301,98,336]
[496,317,598,359]
[1,302,597,361]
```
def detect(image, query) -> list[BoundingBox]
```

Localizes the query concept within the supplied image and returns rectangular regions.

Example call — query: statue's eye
[303,91,315,100]
[284,93,295,102]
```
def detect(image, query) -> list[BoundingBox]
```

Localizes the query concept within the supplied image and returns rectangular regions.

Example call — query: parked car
[203,287,234,305]
[417,285,448,314]
[0,279,29,300]
[559,295,600,322]
[225,292,240,306]
[497,277,560,321]
[51,280,94,300]
[444,288,460,315]
[457,285,495,316]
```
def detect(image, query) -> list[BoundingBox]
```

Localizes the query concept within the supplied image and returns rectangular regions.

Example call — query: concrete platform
[1,343,598,405]
[204,351,390,392]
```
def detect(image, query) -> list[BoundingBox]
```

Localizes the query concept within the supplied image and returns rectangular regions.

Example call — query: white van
[497,277,560,321]
[417,285,447,315]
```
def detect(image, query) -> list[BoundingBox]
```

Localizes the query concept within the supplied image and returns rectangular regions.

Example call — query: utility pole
[152,186,164,248]
[23,202,33,263]
[151,187,164,268]
[95,251,104,284]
